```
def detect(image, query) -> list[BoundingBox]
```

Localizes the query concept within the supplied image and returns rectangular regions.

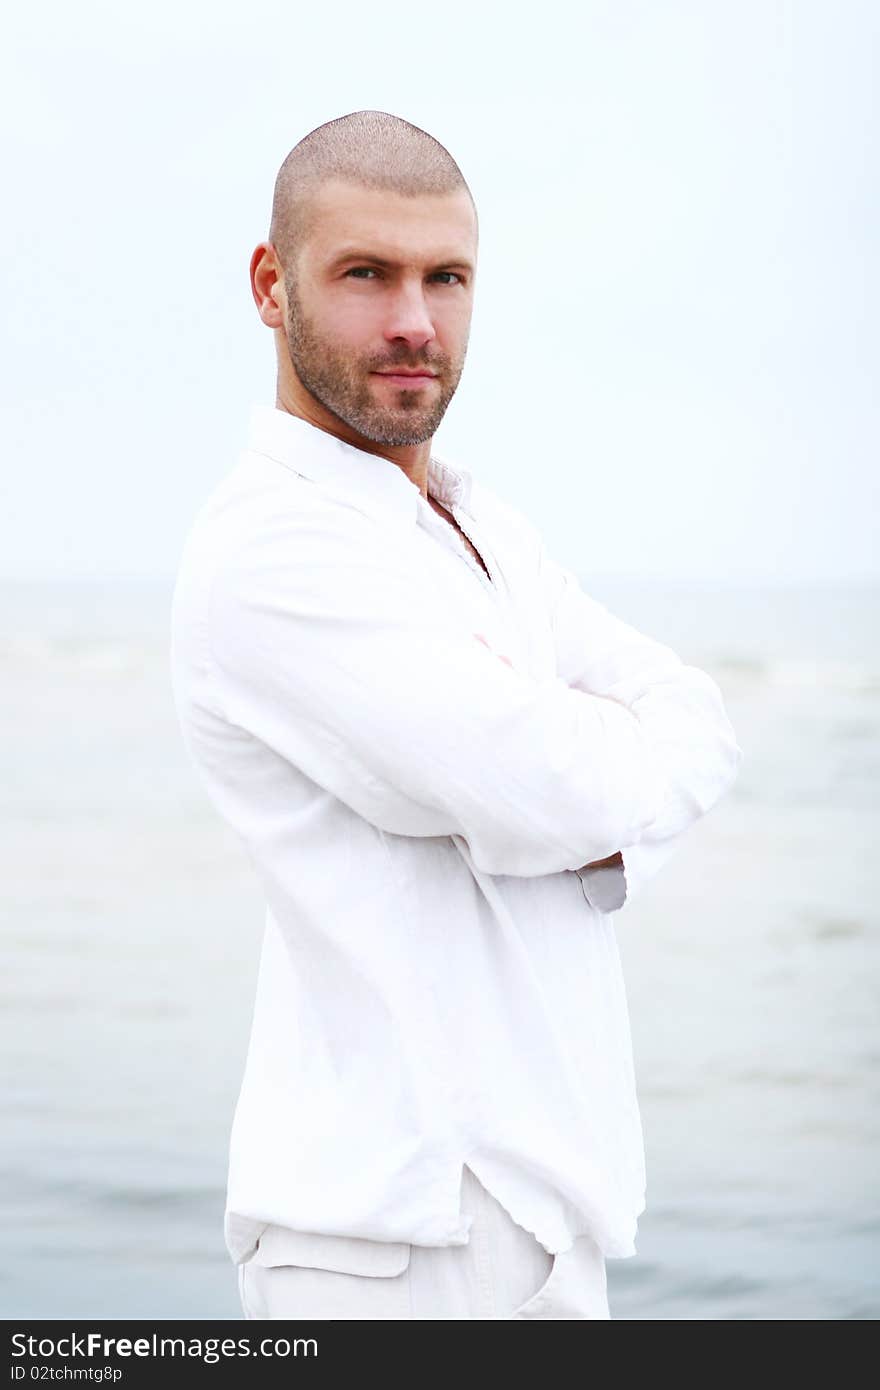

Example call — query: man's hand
[474,632,623,875]
[579,851,624,870]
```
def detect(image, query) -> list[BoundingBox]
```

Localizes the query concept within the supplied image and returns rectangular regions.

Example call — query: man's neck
[275,384,433,499]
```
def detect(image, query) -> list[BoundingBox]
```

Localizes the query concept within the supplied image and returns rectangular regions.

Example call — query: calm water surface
[2,579,877,1319]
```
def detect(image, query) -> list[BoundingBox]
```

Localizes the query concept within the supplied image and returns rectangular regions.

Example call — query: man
[170,110,743,1321]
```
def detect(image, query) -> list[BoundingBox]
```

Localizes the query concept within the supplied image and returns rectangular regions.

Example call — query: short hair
[268,110,477,272]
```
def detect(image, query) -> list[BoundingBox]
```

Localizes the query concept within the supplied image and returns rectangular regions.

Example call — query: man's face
[282,181,477,447]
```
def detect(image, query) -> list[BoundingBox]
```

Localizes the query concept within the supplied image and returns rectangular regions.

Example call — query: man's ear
[250,242,286,329]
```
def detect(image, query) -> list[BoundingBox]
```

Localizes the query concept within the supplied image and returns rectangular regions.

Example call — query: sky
[1,0,877,584]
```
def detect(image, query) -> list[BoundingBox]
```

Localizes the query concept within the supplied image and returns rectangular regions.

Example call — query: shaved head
[251,111,478,459]
[268,110,477,272]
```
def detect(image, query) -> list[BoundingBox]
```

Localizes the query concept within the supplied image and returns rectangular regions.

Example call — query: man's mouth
[372,370,438,388]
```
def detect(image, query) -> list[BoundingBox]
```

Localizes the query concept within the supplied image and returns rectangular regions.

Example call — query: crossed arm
[209,512,742,895]
[474,631,626,875]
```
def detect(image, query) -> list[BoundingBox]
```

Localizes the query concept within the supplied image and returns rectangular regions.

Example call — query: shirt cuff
[576,859,628,914]
[578,830,690,913]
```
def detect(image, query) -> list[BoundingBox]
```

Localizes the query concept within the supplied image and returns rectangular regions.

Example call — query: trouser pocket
[509,1235,610,1320]
[238,1227,413,1320]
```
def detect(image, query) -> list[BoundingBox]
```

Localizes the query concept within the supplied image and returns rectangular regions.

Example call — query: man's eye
[344,267,463,284]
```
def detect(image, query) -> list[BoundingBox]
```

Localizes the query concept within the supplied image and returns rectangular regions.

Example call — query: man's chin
[382,427,435,446]
[355,411,439,447]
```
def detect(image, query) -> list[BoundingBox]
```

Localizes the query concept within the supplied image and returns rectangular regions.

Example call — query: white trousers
[238,1164,611,1320]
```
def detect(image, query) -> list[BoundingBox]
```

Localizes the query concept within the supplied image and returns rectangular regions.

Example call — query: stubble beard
[284,283,465,447]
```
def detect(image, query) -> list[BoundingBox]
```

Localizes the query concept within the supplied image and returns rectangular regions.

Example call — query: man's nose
[382,280,437,350]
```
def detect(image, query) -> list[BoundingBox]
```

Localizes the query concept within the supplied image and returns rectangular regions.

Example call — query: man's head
[251,111,478,453]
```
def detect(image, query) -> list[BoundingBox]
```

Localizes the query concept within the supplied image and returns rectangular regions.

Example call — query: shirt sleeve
[206,510,682,879]
[537,544,744,911]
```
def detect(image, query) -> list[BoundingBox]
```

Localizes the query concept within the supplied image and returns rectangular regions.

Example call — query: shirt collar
[246,403,473,525]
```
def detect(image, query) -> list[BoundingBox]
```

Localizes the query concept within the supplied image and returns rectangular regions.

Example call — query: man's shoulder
[181,446,345,555]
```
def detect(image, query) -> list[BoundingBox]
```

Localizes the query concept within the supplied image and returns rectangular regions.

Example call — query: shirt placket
[416,498,499,601]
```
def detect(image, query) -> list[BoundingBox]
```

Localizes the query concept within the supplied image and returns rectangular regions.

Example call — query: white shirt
[169,403,743,1265]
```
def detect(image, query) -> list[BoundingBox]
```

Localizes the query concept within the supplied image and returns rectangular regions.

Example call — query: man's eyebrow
[326,248,475,274]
